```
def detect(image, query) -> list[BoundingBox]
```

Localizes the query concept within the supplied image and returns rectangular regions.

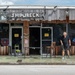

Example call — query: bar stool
[52,42,56,57]
[46,42,56,58]
[46,46,51,57]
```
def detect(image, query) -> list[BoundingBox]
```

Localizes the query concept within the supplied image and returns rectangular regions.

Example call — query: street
[0,65,75,75]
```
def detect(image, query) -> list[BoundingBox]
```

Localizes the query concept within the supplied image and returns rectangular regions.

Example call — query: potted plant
[16,49,21,56]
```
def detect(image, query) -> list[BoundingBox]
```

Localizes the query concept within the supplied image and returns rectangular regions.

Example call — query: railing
[24,47,40,58]
[7,46,75,58]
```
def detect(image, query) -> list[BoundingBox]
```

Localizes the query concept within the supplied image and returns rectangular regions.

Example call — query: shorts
[61,44,70,50]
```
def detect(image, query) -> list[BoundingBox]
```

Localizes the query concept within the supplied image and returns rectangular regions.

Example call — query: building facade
[0,5,75,55]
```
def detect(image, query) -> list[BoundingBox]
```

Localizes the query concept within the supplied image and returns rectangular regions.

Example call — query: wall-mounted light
[48,6,57,16]
[0,6,9,21]
[66,8,69,17]
[65,8,69,34]
[48,6,57,21]
[3,6,9,12]
[53,6,57,12]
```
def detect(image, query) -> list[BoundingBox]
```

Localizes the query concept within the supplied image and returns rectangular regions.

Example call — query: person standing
[60,32,71,59]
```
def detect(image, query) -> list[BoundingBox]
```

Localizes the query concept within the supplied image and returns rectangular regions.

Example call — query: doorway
[41,27,53,54]
[10,27,23,54]
[29,27,40,55]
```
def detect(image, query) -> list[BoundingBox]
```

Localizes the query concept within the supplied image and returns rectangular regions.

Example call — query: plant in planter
[16,49,21,56]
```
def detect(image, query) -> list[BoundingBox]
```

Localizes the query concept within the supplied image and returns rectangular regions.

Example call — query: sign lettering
[11,13,40,18]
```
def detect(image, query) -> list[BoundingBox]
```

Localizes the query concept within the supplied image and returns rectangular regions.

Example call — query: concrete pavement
[1,56,75,65]
[0,65,75,75]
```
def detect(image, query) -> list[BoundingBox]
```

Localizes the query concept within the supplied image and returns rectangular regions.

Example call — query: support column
[23,21,29,55]
[66,9,69,34]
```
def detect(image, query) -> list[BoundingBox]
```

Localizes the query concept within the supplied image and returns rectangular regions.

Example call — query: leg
[61,45,65,59]
[46,47,48,58]
[66,45,70,57]
[51,49,53,58]
[62,50,65,59]
[62,50,65,57]
[61,45,65,57]
[67,50,70,57]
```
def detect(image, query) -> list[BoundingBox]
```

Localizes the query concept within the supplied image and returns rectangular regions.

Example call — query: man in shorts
[60,32,71,59]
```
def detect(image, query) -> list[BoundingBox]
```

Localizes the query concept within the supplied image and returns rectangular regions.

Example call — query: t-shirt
[60,36,70,45]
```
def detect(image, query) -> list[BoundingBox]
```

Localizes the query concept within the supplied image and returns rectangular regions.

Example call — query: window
[0,23,9,46]
[42,23,66,45]
[68,23,75,45]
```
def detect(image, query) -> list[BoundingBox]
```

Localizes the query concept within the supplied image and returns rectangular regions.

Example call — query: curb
[0,63,74,65]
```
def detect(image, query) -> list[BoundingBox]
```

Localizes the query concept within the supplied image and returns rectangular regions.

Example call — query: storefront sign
[0,9,44,20]
[11,13,40,18]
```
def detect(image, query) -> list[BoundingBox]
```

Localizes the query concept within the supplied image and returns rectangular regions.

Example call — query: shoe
[62,57,65,60]
[67,56,70,59]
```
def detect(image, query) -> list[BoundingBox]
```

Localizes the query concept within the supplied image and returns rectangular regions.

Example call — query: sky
[0,0,75,6]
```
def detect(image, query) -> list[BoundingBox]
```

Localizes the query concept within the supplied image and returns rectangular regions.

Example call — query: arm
[60,40,63,46]
[68,36,71,46]
[69,39,71,46]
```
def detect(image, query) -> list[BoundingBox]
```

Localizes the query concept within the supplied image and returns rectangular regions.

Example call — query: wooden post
[23,21,29,55]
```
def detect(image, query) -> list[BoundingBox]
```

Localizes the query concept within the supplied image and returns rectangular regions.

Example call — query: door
[41,27,53,54]
[29,27,40,55]
[11,27,23,54]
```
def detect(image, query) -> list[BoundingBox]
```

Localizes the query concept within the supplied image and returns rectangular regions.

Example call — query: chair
[14,44,19,56]
[46,42,56,58]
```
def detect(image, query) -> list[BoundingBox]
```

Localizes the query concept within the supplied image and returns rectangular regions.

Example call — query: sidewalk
[0,55,75,65]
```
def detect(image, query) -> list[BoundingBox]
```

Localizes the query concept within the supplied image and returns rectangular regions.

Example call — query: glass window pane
[0,23,9,46]
[42,41,51,53]
[42,23,66,45]
[42,28,51,40]
[68,23,75,45]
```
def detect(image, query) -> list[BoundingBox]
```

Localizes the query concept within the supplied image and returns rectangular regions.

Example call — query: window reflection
[68,23,75,45]
[42,23,66,45]
[0,23,9,46]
